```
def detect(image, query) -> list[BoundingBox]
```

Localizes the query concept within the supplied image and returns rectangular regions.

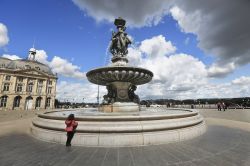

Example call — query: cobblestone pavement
[0,109,249,166]
[0,125,249,165]
[199,109,250,123]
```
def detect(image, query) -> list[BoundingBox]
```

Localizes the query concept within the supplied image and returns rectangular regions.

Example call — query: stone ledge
[31,121,206,147]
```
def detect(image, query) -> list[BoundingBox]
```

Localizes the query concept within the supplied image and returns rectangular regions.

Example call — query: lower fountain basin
[31,108,206,147]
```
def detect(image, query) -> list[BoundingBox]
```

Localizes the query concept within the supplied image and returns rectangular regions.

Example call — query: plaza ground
[0,108,249,166]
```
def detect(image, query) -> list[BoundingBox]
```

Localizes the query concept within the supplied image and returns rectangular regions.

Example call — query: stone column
[33,79,38,95]
[6,94,13,110]
[20,95,26,111]
[0,74,3,91]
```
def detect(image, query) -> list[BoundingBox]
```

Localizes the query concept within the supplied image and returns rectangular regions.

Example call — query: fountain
[31,18,206,147]
[87,17,153,112]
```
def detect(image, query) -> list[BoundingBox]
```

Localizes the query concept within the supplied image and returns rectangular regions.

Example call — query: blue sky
[0,0,206,67]
[1,0,250,102]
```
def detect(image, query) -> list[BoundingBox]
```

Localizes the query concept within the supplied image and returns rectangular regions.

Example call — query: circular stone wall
[31,108,206,147]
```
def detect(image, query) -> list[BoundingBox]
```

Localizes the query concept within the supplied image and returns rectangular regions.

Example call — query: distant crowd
[217,101,227,111]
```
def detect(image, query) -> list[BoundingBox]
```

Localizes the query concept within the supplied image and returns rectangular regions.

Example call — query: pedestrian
[222,102,226,111]
[217,102,221,111]
[65,114,78,147]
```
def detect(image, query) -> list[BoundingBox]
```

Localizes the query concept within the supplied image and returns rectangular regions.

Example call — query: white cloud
[126,34,250,100]
[0,23,9,47]
[137,53,208,99]
[232,76,250,85]
[207,62,236,78]
[36,50,49,64]
[72,0,171,27]
[139,35,176,58]
[127,47,142,66]
[170,6,202,34]
[56,81,106,103]
[2,54,21,60]
[34,50,85,79]
[170,0,250,77]
[50,56,85,79]
[127,35,208,99]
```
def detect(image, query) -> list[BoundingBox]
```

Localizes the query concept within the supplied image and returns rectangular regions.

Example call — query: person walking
[217,102,221,111]
[65,114,78,146]
[222,102,226,111]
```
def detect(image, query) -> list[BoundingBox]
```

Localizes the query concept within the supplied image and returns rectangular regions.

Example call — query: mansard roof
[0,57,56,77]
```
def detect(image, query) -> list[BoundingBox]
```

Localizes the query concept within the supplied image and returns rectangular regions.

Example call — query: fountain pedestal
[100,102,139,112]
[99,81,140,112]
[86,66,153,112]
[100,81,140,112]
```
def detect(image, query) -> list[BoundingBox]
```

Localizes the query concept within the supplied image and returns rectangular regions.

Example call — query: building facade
[0,48,57,111]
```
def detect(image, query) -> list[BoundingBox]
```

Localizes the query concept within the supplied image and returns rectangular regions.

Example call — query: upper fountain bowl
[86,66,153,85]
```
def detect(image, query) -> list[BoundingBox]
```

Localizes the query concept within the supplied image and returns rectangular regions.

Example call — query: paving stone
[0,125,250,166]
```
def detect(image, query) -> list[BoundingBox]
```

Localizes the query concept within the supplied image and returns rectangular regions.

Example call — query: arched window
[35,97,42,108]
[13,96,21,107]
[0,96,8,107]
[25,96,33,110]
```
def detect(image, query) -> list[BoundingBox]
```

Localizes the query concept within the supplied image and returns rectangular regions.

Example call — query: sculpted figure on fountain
[109,17,131,65]
[128,84,140,103]
[109,17,131,57]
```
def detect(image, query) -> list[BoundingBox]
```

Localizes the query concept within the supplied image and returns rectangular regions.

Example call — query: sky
[0,0,250,102]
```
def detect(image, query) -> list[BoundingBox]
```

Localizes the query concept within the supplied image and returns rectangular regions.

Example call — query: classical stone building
[0,48,57,111]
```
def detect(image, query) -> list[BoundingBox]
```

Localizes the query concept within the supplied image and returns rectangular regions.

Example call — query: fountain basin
[86,66,153,85]
[31,108,206,147]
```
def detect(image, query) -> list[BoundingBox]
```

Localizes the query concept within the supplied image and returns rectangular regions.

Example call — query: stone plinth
[100,102,139,112]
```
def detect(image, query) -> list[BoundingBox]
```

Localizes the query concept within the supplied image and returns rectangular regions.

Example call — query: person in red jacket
[65,114,78,146]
